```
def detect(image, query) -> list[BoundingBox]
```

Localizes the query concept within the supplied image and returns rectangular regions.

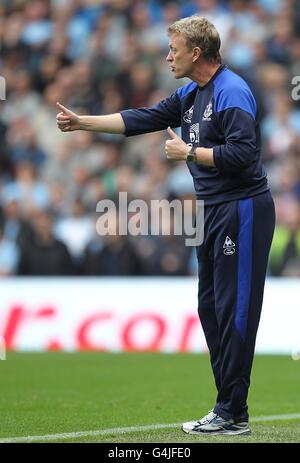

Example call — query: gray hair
[167,16,221,64]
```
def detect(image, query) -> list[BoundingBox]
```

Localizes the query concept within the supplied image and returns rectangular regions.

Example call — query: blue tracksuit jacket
[120,64,268,205]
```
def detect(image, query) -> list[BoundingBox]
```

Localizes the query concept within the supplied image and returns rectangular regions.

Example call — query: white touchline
[1,413,300,443]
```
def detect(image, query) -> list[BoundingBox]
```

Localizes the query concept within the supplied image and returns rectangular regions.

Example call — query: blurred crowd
[0,0,300,277]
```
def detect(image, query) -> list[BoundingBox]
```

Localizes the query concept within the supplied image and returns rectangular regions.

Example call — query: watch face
[187,154,194,162]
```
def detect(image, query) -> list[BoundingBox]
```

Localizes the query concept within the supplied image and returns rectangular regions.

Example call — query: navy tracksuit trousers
[197,191,275,422]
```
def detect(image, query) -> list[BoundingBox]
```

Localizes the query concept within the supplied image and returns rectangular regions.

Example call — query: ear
[192,47,202,63]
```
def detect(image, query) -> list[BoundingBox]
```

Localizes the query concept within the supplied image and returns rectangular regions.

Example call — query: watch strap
[186,145,197,162]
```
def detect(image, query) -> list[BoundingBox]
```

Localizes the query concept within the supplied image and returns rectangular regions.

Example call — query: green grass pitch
[0,353,300,443]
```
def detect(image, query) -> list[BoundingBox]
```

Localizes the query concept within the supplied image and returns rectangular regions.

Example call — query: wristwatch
[186,144,197,162]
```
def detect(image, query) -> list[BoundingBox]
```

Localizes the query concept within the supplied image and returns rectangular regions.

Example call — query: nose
[166,51,173,62]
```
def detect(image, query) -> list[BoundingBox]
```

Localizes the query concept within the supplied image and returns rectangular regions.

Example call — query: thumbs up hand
[165,127,190,161]
[56,102,81,132]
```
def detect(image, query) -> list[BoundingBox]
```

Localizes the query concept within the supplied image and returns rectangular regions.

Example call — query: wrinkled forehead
[168,32,188,48]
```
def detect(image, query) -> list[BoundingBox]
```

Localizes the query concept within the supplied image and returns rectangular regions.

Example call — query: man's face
[166,33,194,79]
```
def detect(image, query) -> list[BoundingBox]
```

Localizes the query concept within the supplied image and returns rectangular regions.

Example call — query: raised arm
[56,102,125,134]
[56,90,181,137]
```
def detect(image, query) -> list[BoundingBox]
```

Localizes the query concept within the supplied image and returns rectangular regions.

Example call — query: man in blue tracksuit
[57,15,275,436]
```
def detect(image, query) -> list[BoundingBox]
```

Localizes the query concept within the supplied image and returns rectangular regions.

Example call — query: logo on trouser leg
[223,236,235,255]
